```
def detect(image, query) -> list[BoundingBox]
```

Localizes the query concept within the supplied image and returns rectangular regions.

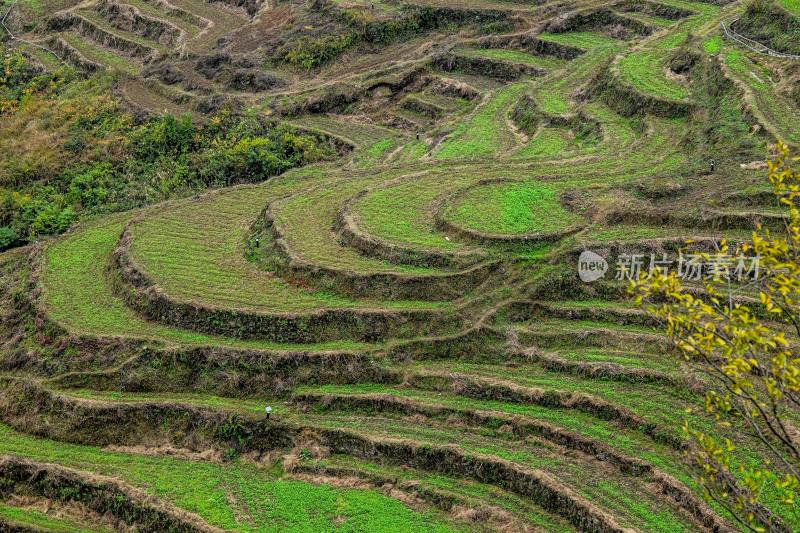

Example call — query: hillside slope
[1,0,800,530]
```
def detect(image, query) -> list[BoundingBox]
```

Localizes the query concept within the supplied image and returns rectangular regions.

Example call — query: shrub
[129,113,196,160]
[0,226,18,250]
[196,127,328,185]
[63,162,116,210]
[284,33,357,69]
[28,202,76,236]
[198,137,281,185]
[1,50,70,114]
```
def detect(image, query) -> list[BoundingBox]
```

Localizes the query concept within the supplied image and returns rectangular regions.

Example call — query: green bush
[0,226,18,250]
[28,202,76,236]
[198,137,280,185]
[196,127,328,185]
[129,113,196,160]
[63,163,116,210]
[284,33,357,69]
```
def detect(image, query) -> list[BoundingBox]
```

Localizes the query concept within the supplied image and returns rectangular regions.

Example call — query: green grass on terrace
[309,454,576,532]
[537,31,621,49]
[456,47,567,70]
[57,382,800,530]
[703,35,722,54]
[393,138,428,163]
[291,114,404,150]
[13,42,64,71]
[618,11,677,28]
[409,359,800,527]
[356,138,396,168]
[121,0,203,36]
[778,0,800,16]
[270,176,445,275]
[352,174,472,252]
[58,388,270,413]
[618,50,689,102]
[297,383,680,462]
[76,382,704,532]
[41,214,372,351]
[60,33,139,75]
[514,127,571,158]
[0,424,461,532]
[583,102,639,151]
[443,180,584,235]
[5,0,800,529]
[533,45,621,115]
[580,224,689,242]
[514,104,638,161]
[648,0,722,49]
[655,0,719,17]
[578,223,754,244]
[2,0,69,17]
[723,47,800,144]
[303,410,695,532]
[541,298,627,310]
[354,117,687,254]
[0,501,111,533]
[522,317,658,335]
[412,91,472,112]
[411,360,697,428]
[126,171,447,312]
[554,347,680,372]
[542,298,631,310]
[55,383,695,533]
[435,81,528,159]
[33,374,798,529]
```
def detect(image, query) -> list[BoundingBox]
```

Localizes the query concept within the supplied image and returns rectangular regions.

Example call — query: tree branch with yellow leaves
[631,143,800,532]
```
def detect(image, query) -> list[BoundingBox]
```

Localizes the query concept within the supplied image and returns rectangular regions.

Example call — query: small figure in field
[255,236,260,248]
[710,159,716,174]
[265,405,272,419]
[416,132,420,141]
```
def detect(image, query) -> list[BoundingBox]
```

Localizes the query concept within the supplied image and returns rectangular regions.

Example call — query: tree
[631,143,799,532]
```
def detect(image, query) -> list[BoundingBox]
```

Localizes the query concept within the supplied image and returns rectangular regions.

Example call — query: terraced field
[779,0,800,15]
[721,48,800,145]
[2,0,800,530]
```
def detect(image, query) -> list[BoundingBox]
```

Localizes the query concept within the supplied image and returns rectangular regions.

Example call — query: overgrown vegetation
[0,49,334,250]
